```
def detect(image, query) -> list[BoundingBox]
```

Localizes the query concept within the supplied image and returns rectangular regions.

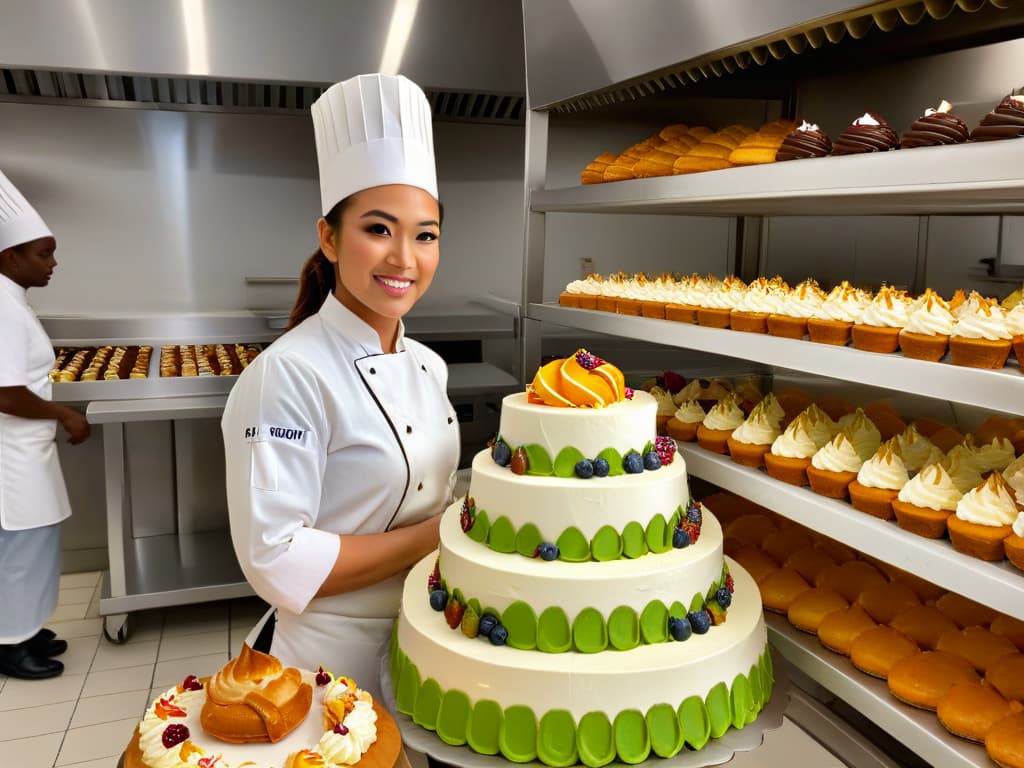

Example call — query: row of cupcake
[711,494,1024,764]
[560,273,1024,370]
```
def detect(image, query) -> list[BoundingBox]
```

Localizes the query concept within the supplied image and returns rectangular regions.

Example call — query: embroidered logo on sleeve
[244,425,311,448]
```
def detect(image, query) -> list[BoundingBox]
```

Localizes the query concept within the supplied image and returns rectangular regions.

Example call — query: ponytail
[286,198,349,331]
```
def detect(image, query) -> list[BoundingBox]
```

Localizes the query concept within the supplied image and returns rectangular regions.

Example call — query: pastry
[930,425,967,453]
[986,712,1024,768]
[852,286,910,353]
[767,278,824,339]
[850,626,920,679]
[817,604,878,655]
[937,626,1019,674]
[696,275,745,328]
[761,528,814,566]
[936,592,998,629]
[894,425,943,474]
[649,386,677,434]
[992,615,1024,653]
[665,400,704,442]
[764,412,822,486]
[696,395,745,454]
[900,100,970,148]
[728,121,796,166]
[806,431,862,499]
[776,121,832,161]
[581,152,617,184]
[848,441,908,520]
[726,398,782,468]
[950,292,1013,368]
[783,546,836,584]
[758,567,812,613]
[1007,303,1024,370]
[899,288,955,360]
[815,560,887,603]
[974,436,1016,473]
[603,137,665,181]
[943,449,985,495]
[948,473,1018,561]
[807,281,868,346]
[890,604,959,650]
[674,126,753,174]
[1007,511,1024,570]
[892,570,947,603]
[788,587,849,634]
[814,537,858,565]
[886,651,979,710]
[856,581,920,625]
[832,112,899,155]
[986,653,1024,702]
[860,402,906,442]
[729,276,781,333]
[731,545,781,584]
[725,514,778,548]
[893,463,960,538]
[971,94,1024,141]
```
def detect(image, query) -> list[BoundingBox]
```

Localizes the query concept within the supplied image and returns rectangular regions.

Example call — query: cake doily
[379,649,789,768]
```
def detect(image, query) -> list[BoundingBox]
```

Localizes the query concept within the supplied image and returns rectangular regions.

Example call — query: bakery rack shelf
[765,614,988,768]
[530,141,1024,217]
[528,302,1024,417]
[676,443,1024,620]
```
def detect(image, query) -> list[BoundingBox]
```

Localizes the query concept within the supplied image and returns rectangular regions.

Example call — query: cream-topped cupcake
[1005,302,1024,372]
[665,273,704,323]
[727,399,783,467]
[697,275,746,328]
[950,292,1013,368]
[893,463,962,538]
[973,436,1016,473]
[765,412,818,486]
[1001,454,1024,504]
[665,399,704,442]
[839,408,883,461]
[802,403,840,446]
[949,473,1018,560]
[768,278,825,339]
[731,276,782,333]
[853,286,911,353]
[1007,508,1024,571]
[849,441,909,519]
[807,431,864,499]
[650,385,677,434]
[942,450,985,494]
[808,282,871,346]
[696,394,745,454]
[895,425,944,474]
[900,290,955,361]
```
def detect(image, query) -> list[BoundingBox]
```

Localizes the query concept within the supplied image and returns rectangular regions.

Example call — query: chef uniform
[0,172,72,646]
[222,74,460,700]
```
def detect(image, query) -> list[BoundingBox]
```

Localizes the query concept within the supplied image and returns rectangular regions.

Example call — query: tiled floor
[0,571,269,768]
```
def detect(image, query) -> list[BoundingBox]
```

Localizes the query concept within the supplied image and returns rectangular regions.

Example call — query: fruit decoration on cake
[528,349,627,408]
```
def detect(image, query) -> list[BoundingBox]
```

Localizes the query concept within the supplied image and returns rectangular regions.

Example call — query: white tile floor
[0,571,270,768]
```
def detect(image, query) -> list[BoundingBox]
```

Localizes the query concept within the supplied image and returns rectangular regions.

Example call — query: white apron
[224,295,460,699]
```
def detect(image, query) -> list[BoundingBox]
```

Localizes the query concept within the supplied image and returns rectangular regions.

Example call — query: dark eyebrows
[360,209,439,228]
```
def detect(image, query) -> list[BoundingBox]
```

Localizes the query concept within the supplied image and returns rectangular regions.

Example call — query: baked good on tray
[900,100,970,148]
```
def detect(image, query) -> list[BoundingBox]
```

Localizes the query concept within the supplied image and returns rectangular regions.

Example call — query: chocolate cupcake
[777,120,833,161]
[833,112,899,155]
[900,100,969,148]
[971,94,1024,141]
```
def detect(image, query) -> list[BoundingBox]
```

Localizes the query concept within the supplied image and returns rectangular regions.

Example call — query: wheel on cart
[103,613,130,644]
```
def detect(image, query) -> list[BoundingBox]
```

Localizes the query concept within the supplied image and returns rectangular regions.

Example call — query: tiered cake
[392,351,772,767]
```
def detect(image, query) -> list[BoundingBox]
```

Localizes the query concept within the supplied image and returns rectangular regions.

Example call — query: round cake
[391,351,772,767]
[123,644,401,768]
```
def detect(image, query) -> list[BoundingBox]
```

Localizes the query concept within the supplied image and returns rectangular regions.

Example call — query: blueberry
[623,452,643,474]
[489,624,509,646]
[686,502,702,525]
[592,458,610,477]
[715,587,732,609]
[575,459,594,479]
[688,610,711,635]
[668,616,693,642]
[643,451,662,471]
[537,542,560,561]
[429,589,448,612]
[478,613,498,638]
[672,527,691,549]
[492,441,512,467]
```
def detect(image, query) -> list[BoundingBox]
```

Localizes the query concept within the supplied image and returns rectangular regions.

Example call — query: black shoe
[27,628,67,658]
[0,643,64,680]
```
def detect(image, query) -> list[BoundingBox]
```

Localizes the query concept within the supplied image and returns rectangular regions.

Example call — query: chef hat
[311,73,437,216]
[0,171,53,252]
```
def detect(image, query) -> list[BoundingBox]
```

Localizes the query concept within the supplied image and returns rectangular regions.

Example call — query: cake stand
[378,650,789,768]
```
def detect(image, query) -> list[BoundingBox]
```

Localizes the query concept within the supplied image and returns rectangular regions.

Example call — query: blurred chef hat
[311,73,437,216]
[0,171,53,252]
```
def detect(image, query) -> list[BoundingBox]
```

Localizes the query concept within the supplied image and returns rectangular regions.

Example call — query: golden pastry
[886,650,979,710]
[787,587,849,634]
[817,603,878,655]
[856,581,920,625]
[890,604,958,651]
[783,546,836,585]
[850,626,920,679]
[815,560,887,602]
[991,615,1024,652]
[937,626,1019,673]
[936,592,998,629]
[938,682,1020,743]
[986,653,1024,702]
[985,711,1024,768]
[758,568,812,613]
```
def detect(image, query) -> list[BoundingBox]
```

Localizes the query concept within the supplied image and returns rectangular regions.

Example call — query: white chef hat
[0,170,53,252]
[311,73,437,216]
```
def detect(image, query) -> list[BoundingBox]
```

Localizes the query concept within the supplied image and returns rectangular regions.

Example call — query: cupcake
[696,395,745,454]
[949,292,1012,369]
[852,286,911,353]
[895,425,944,474]
[559,278,585,307]
[651,386,678,435]
[832,112,899,155]
[639,274,673,319]
[664,273,703,323]
[730,276,783,334]
[893,463,962,538]
[803,403,841,445]
[765,413,819,486]
[767,278,825,339]
[942,450,985,495]
[665,400,704,442]
[849,441,909,520]
[697,275,745,328]
[1006,511,1024,571]
[595,273,622,313]
[674,377,733,412]
[861,401,908,442]
[972,436,1016,473]
[776,120,833,161]
[970,94,1024,141]
[948,473,1018,561]
[572,274,603,310]
[1006,302,1024,369]
[1002,454,1024,504]
[727,398,783,468]
[807,431,864,499]
[839,408,883,461]
[949,288,968,316]
[808,281,870,346]
[899,100,970,148]
[615,274,645,316]
[899,290,955,361]
[732,375,767,413]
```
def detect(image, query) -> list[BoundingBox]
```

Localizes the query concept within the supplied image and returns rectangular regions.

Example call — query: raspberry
[316,666,331,686]
[162,723,190,748]
[725,573,735,594]
[181,674,202,691]
[334,723,350,735]
[575,350,599,370]
[624,387,635,400]
[654,437,676,465]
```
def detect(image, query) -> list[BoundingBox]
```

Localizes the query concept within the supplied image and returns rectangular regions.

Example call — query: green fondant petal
[689,592,706,613]
[537,606,573,653]
[608,606,640,651]
[730,673,753,730]
[591,526,622,562]
[749,663,764,715]
[538,710,578,767]
[468,598,482,618]
[500,705,538,763]
[613,709,650,764]
[669,505,683,529]
[503,600,538,651]
[556,527,590,562]
[515,523,544,558]
[489,516,517,554]
[646,514,669,554]
[577,711,616,768]
[452,588,466,604]
[413,678,443,731]
[596,447,624,476]
[572,607,608,653]
[395,658,421,716]
[467,509,490,543]
[646,703,684,758]
[705,682,731,739]
[678,696,710,751]
[554,446,587,478]
[437,689,472,746]
[467,699,504,756]
[621,521,648,559]
[761,651,775,700]
[668,601,687,621]
[524,444,554,476]
[639,601,668,645]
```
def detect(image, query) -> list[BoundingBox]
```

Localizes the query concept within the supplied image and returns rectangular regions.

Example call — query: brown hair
[287,198,349,331]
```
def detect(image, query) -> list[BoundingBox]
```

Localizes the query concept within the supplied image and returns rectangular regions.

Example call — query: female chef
[0,171,90,680]
[222,74,459,699]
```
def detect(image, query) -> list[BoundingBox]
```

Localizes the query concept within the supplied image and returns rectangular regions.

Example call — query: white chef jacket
[222,293,460,691]
[0,273,71,530]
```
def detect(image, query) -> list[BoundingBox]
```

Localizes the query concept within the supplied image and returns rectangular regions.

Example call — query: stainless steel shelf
[766,615,989,768]
[531,141,1024,216]
[529,303,1024,417]
[679,443,1024,620]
